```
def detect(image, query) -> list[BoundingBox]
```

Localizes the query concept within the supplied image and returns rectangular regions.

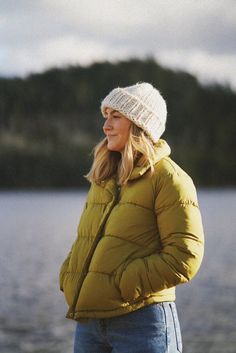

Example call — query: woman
[59,82,204,353]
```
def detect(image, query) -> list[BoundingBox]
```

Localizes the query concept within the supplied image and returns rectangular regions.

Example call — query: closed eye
[104,109,123,119]
[104,113,122,119]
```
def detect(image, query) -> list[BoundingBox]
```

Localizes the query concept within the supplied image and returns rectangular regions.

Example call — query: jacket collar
[99,139,171,191]
[128,139,171,181]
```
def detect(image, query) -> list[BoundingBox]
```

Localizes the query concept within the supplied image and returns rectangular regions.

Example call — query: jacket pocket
[59,267,68,292]
[114,260,130,291]
[61,272,74,306]
[59,249,73,291]
[117,258,153,303]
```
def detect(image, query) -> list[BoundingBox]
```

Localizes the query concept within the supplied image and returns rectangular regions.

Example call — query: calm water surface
[0,189,236,353]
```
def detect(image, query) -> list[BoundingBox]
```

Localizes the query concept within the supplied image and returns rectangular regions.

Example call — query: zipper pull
[116,185,121,202]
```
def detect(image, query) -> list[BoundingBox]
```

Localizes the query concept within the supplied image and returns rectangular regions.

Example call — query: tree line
[0,58,235,188]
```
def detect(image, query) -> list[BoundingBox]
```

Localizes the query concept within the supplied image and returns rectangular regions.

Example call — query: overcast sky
[1,0,236,89]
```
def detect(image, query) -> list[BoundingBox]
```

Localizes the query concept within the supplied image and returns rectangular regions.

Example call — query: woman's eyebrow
[104,109,119,116]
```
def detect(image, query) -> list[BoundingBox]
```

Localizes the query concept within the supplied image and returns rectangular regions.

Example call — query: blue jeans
[74,302,182,353]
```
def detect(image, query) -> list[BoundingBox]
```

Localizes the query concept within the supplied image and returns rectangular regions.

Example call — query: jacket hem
[66,293,176,321]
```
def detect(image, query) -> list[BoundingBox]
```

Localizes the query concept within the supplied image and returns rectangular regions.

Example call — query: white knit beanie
[100,82,167,143]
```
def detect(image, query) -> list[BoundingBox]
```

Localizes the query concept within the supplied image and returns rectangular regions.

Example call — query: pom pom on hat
[101,82,167,143]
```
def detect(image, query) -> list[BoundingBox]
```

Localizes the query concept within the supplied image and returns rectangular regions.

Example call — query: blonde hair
[86,124,158,185]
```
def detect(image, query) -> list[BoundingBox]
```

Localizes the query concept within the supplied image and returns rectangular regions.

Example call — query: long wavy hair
[85,124,158,185]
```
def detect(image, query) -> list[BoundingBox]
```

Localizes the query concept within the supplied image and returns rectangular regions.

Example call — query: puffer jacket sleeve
[59,192,90,292]
[59,210,86,292]
[150,167,204,289]
[120,164,204,298]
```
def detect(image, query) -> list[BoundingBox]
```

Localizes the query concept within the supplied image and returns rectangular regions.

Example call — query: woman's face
[103,107,132,152]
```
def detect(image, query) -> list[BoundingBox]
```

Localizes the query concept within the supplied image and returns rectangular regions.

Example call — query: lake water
[0,189,236,353]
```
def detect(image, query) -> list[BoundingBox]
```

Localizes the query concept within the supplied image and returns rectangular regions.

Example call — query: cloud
[158,50,236,88]
[0,0,236,88]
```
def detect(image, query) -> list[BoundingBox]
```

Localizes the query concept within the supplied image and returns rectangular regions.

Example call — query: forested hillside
[0,58,235,188]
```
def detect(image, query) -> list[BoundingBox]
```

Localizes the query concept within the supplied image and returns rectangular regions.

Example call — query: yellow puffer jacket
[59,139,204,321]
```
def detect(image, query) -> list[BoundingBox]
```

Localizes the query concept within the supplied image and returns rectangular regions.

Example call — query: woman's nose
[103,118,112,132]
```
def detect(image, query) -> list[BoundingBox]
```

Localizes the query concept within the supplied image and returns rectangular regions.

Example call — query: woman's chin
[107,143,121,152]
